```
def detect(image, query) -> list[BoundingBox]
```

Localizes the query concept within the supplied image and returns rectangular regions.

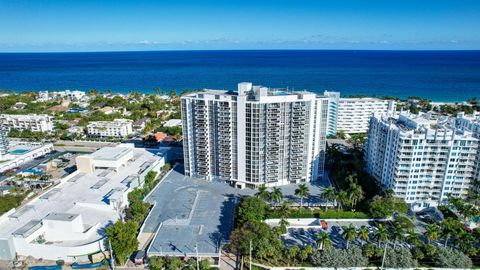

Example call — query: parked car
[320,220,328,230]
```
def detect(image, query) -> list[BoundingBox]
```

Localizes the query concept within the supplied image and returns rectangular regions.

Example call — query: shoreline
[0,88,475,104]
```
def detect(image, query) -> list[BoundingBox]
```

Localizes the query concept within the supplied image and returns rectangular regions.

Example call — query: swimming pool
[10,149,29,154]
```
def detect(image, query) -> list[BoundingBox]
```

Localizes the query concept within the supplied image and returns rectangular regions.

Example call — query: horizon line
[1,48,480,54]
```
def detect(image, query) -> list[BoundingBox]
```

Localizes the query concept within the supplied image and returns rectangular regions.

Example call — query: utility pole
[195,243,200,270]
[381,242,387,269]
[108,239,115,270]
[249,239,252,270]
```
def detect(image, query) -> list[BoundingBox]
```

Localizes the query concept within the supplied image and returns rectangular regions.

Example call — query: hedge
[266,208,370,219]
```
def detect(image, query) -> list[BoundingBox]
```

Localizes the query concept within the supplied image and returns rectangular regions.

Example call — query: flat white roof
[90,146,132,161]
[0,147,162,246]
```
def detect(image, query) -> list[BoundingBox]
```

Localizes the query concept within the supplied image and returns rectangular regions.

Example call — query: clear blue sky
[1,0,479,52]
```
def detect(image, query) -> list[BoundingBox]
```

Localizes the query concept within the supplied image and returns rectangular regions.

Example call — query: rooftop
[90,146,133,161]
[0,146,163,246]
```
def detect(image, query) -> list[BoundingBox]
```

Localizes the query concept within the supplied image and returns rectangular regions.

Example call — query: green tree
[270,187,283,207]
[284,246,300,265]
[406,229,421,247]
[294,183,309,207]
[165,256,184,270]
[357,226,369,244]
[335,190,349,210]
[236,197,267,226]
[440,217,461,247]
[316,231,332,250]
[341,224,357,249]
[425,223,440,244]
[149,257,165,270]
[106,220,139,265]
[144,170,158,190]
[373,223,388,247]
[322,186,336,209]
[255,184,270,202]
[390,223,404,249]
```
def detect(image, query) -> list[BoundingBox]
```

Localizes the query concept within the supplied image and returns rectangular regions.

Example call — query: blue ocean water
[0,50,479,101]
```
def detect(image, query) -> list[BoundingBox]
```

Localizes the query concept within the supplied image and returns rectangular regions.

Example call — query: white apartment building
[332,96,396,134]
[38,90,86,101]
[0,144,164,262]
[87,119,133,138]
[0,126,8,160]
[365,113,478,210]
[182,82,329,188]
[0,114,54,133]
[455,112,480,188]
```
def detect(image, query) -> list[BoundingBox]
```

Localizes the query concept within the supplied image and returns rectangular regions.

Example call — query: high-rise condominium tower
[365,112,478,210]
[181,82,329,188]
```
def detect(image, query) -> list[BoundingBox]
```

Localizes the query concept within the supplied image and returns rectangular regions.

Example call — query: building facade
[365,113,478,210]
[87,119,133,138]
[0,114,54,133]
[334,97,396,134]
[0,126,8,160]
[38,90,86,101]
[182,82,329,188]
[455,112,480,190]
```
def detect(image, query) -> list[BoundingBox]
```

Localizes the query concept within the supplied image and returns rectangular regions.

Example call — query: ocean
[0,50,479,102]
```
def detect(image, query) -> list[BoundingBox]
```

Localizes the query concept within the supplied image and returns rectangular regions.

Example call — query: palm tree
[348,182,364,210]
[322,186,336,209]
[335,190,349,210]
[390,223,404,249]
[295,183,309,207]
[270,187,283,207]
[255,184,270,202]
[341,224,357,249]
[373,223,389,247]
[425,224,440,244]
[278,201,291,227]
[406,229,421,247]
[441,218,460,248]
[357,226,369,244]
[316,231,331,250]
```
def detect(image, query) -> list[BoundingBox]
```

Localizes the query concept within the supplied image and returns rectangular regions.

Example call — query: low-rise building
[87,119,133,138]
[365,113,478,210]
[38,90,85,101]
[0,114,54,133]
[0,126,8,160]
[0,144,166,262]
[163,119,182,127]
[0,141,54,173]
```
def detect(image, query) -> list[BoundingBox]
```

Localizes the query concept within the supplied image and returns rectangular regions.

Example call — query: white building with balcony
[87,119,133,138]
[455,112,480,190]
[365,113,478,210]
[334,97,396,134]
[181,82,329,188]
[0,114,54,133]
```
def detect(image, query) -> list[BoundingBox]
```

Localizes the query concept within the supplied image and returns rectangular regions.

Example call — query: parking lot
[282,220,380,249]
[143,165,254,258]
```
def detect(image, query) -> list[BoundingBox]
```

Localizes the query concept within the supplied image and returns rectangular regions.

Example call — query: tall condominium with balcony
[323,94,396,135]
[87,119,133,138]
[455,112,480,189]
[365,113,478,210]
[0,114,54,133]
[181,82,329,188]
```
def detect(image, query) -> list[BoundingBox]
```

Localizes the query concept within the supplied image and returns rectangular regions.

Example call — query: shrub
[310,247,368,267]
[384,248,417,268]
[433,247,472,268]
